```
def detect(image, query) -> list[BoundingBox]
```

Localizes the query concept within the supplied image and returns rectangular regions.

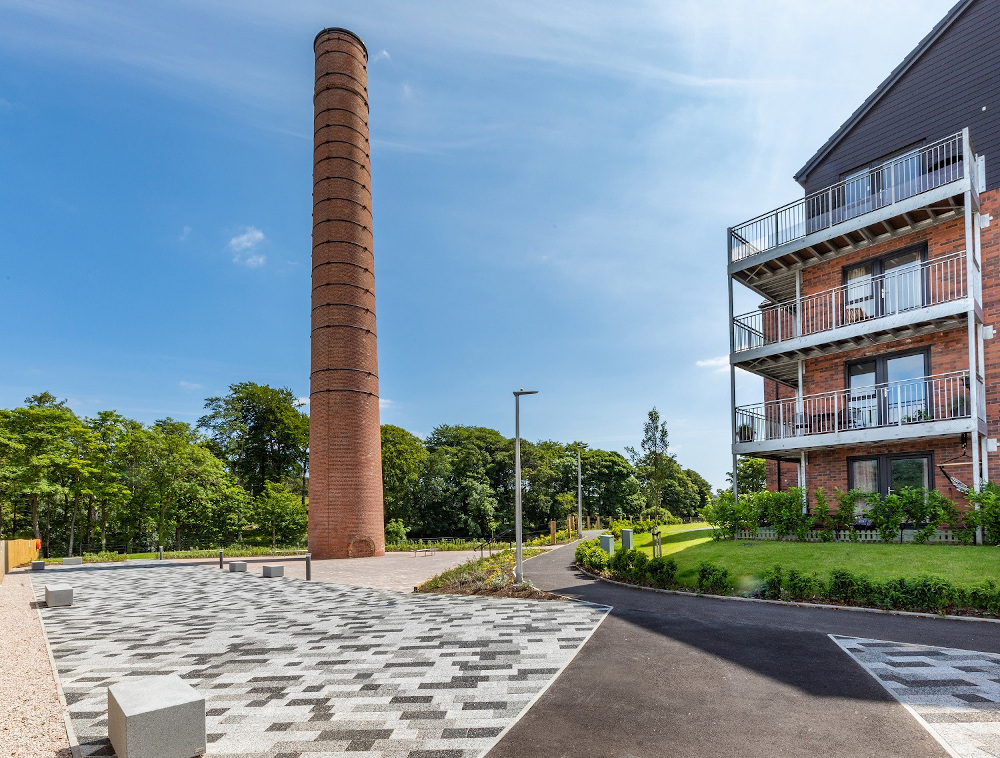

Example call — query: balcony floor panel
[733,306,970,385]
[734,417,982,457]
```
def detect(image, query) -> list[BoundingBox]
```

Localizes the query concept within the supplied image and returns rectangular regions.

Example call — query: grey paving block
[45,584,73,607]
[31,563,608,758]
[31,561,45,571]
[262,565,284,578]
[832,635,1000,758]
[228,562,248,573]
[62,557,83,566]
[108,674,206,758]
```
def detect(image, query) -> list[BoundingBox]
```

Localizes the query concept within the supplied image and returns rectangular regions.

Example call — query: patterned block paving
[31,564,608,758]
[832,635,1000,757]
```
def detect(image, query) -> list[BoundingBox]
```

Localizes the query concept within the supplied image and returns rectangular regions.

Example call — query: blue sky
[0,0,956,487]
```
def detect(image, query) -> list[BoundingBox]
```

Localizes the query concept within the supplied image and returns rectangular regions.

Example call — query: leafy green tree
[252,481,307,549]
[198,382,308,497]
[381,425,427,526]
[727,456,767,494]
[581,449,644,522]
[626,407,672,521]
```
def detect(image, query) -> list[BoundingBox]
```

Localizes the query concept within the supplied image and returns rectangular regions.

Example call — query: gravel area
[0,570,72,758]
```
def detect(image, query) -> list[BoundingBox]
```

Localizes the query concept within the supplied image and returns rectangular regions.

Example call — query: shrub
[967,482,1000,545]
[761,565,783,600]
[784,569,822,600]
[609,548,649,582]
[385,518,408,544]
[574,538,608,572]
[697,562,730,594]
[863,491,903,543]
[645,556,677,588]
[811,488,834,542]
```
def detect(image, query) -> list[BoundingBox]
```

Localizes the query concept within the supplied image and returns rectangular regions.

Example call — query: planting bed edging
[573,564,1000,625]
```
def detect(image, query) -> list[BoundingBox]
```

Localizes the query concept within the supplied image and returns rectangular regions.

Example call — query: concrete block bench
[228,561,247,572]
[45,584,73,607]
[261,564,284,578]
[109,674,206,758]
[62,557,83,566]
[31,561,45,571]
[412,548,439,556]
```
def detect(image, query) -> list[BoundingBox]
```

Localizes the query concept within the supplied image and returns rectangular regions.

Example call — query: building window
[843,244,927,323]
[845,348,930,429]
[848,452,934,501]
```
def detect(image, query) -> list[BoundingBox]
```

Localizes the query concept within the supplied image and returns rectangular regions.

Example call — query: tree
[626,407,672,522]
[727,457,767,494]
[581,449,644,522]
[252,481,307,549]
[380,425,427,526]
[198,382,309,497]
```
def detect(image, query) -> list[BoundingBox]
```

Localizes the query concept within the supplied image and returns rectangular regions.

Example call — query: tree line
[0,386,713,555]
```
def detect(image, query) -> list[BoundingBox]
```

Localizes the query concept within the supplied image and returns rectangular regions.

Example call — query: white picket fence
[734,527,962,544]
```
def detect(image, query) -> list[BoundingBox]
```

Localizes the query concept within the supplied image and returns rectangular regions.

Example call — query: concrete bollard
[158,546,163,561]
[621,529,634,551]
[45,584,73,607]
[599,534,615,556]
[218,549,224,569]
[305,553,312,581]
[31,560,45,571]
[109,674,206,758]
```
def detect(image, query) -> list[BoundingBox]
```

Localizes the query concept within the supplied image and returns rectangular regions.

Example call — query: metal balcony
[731,253,968,374]
[734,370,984,455]
[730,132,967,265]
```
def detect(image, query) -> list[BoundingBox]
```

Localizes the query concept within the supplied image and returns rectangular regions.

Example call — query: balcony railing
[735,371,973,443]
[729,132,966,263]
[733,253,967,352]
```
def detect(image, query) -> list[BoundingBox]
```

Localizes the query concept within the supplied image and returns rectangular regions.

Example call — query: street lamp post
[576,443,588,539]
[513,389,538,583]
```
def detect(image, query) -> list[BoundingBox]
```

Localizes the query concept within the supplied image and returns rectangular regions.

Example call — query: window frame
[841,242,929,320]
[847,451,936,497]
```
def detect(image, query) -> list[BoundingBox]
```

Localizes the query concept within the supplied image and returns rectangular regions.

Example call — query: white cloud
[179,224,191,241]
[178,380,203,390]
[372,49,391,63]
[228,226,264,252]
[696,355,730,373]
[379,397,393,411]
[296,396,310,405]
[228,226,266,266]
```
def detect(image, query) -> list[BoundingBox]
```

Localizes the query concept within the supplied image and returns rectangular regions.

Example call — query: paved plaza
[834,636,1000,757]
[29,563,608,758]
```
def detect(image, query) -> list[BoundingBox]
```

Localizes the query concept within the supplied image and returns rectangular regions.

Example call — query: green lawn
[632,527,1000,589]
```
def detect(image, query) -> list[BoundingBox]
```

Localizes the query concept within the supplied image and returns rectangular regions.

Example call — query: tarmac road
[486,541,1000,758]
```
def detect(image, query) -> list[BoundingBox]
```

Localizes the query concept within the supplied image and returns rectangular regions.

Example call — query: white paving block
[108,674,206,758]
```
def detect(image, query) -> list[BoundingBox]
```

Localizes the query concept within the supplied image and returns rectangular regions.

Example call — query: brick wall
[309,28,385,559]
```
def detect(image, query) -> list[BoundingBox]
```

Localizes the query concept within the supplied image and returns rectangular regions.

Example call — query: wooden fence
[1,539,39,581]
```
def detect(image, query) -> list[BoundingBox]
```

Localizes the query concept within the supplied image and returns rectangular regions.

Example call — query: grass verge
[414,548,562,600]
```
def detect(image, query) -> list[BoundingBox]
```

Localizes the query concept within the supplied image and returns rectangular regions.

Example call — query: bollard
[219,549,224,569]
[158,546,163,561]
[621,528,634,551]
[305,553,312,581]
[549,521,557,546]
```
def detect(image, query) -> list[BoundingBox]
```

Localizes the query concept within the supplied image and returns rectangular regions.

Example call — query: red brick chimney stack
[309,28,385,559]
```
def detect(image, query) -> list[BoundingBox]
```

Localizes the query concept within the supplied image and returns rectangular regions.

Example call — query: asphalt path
[487,538,1000,758]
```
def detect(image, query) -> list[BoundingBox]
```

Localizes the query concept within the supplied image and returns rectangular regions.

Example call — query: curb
[28,574,82,758]
[573,564,1000,625]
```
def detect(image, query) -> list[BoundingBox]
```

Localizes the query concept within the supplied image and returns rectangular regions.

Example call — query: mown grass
[414,548,557,598]
[632,527,1000,589]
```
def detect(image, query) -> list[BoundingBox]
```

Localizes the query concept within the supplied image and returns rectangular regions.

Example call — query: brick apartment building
[727,0,1000,516]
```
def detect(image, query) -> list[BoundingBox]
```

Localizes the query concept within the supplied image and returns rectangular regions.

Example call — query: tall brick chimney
[309,27,385,559]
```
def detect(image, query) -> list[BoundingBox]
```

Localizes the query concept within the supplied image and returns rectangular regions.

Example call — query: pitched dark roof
[793,0,975,184]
